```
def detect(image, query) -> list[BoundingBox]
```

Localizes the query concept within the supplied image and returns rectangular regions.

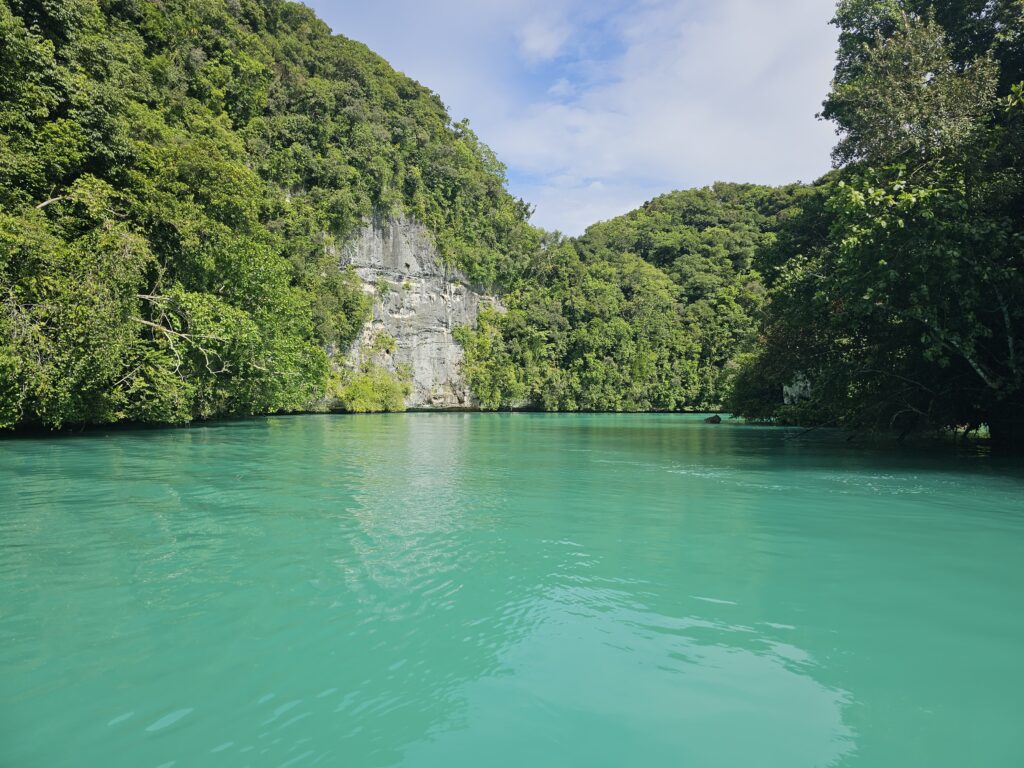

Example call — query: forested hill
[0,0,536,428]
[3,0,1023,447]
[461,0,1024,448]
[457,183,810,411]
[575,183,811,408]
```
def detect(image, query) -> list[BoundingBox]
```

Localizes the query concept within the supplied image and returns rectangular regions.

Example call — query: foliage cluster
[730,0,1024,447]
[0,0,532,428]
[574,183,807,409]
[457,238,699,411]
[457,183,821,412]
[332,332,411,413]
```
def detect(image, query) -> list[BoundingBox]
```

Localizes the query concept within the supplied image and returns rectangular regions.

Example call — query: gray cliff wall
[337,215,497,409]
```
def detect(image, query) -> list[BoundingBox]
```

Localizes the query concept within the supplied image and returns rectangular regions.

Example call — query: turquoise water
[2,415,1023,767]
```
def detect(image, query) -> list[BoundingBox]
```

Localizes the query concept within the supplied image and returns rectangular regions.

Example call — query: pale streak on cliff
[337,216,500,409]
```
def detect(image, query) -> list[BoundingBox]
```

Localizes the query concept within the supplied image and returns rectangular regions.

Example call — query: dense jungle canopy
[1,0,1022,446]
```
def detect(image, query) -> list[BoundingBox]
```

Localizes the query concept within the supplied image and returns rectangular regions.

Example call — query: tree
[733,1,1024,447]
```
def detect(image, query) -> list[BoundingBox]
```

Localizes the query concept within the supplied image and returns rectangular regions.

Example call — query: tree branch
[35,196,68,210]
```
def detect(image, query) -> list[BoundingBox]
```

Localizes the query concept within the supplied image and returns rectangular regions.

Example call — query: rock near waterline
[335,215,500,409]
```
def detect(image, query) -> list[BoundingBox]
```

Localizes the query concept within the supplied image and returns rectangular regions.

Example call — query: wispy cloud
[517,16,572,62]
[308,0,839,234]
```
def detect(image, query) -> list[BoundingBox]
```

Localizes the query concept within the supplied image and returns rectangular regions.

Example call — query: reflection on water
[1,414,1022,767]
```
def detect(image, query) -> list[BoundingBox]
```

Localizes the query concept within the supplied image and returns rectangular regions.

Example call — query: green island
[2,0,1022,447]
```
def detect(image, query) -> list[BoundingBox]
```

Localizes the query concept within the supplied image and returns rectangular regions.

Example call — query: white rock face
[338,215,498,409]
[783,374,812,405]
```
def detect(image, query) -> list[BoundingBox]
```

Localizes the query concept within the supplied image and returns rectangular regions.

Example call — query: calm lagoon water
[2,414,1023,767]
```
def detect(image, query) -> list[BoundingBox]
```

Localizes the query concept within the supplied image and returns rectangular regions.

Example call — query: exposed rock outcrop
[783,374,812,405]
[337,215,499,409]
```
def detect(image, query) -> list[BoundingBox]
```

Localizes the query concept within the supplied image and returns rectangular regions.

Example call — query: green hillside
[0,0,534,427]
[458,183,805,411]
[2,0,1022,446]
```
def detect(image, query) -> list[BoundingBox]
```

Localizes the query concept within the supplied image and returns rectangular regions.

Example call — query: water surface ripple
[2,414,1023,767]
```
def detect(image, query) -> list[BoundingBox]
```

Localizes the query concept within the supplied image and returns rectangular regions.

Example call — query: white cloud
[517,16,572,62]
[547,77,575,98]
[306,0,840,234]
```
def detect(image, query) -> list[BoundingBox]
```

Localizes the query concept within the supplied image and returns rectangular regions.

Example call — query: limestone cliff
[337,215,499,409]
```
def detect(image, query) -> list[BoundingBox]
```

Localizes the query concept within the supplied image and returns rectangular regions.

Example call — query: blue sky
[306,0,840,235]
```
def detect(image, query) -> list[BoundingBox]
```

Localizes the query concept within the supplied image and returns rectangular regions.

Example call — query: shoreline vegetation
[0,410,1001,455]
[1,0,1022,448]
